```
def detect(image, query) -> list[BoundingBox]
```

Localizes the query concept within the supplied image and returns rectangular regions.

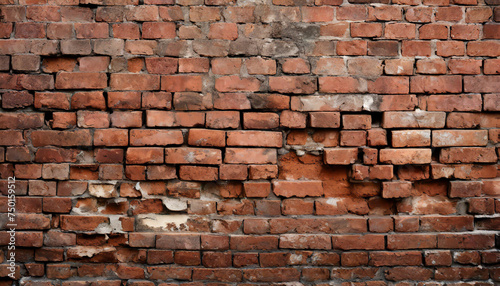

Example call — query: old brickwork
[0,0,499,284]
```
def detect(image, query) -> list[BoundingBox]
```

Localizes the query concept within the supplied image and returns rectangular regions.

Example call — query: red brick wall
[0,0,499,284]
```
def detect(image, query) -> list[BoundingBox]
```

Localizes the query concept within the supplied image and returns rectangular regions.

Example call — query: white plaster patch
[89,183,117,198]
[162,198,188,211]
[137,214,190,231]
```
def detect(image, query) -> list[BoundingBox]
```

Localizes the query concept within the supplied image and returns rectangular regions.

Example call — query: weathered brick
[165,148,221,165]
[110,74,160,91]
[273,180,323,198]
[226,131,282,147]
[432,130,488,147]
[31,130,92,147]
[130,130,183,146]
[380,149,432,165]
[324,148,358,165]
[382,111,446,128]
[392,130,431,147]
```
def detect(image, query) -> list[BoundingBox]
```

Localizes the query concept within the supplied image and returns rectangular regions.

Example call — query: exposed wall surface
[0,0,499,284]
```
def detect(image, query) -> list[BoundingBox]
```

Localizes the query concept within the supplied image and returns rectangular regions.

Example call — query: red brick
[419,24,448,40]
[467,41,500,57]
[144,57,178,75]
[273,180,323,198]
[385,267,433,281]
[402,40,432,57]
[226,131,282,148]
[340,130,366,146]
[309,112,340,128]
[31,130,92,147]
[106,92,141,109]
[61,215,109,231]
[249,165,278,180]
[205,111,239,129]
[438,234,495,249]
[193,269,242,282]
[179,58,209,73]
[367,129,387,146]
[246,57,276,75]
[280,111,306,129]
[449,181,482,198]
[464,76,500,93]
[382,111,446,128]
[451,25,481,40]
[201,235,229,250]
[147,266,192,280]
[56,72,107,90]
[301,6,334,22]
[15,23,46,39]
[448,59,482,75]
[424,250,452,266]
[230,235,278,251]
[79,57,109,73]
[324,148,358,165]
[202,252,232,268]
[159,6,183,21]
[130,130,183,146]
[432,130,488,147]
[392,130,431,147]
[380,149,432,165]
[440,147,497,164]
[225,148,277,164]
[484,24,500,39]
[388,234,437,250]
[174,92,213,111]
[369,165,393,180]
[342,115,371,130]
[420,215,474,232]
[188,129,225,147]
[94,129,128,147]
[76,111,109,128]
[484,59,500,75]
[46,23,73,41]
[109,111,142,128]
[336,40,367,55]
[162,75,203,92]
[351,23,382,38]
[42,57,77,73]
[332,235,384,250]
[110,74,160,91]
[179,166,218,181]
[189,7,221,22]
[280,234,332,250]
[219,164,247,181]
[282,199,314,215]
[319,77,364,93]
[165,147,221,165]
[11,55,40,72]
[281,58,309,74]
[126,147,164,164]
[382,181,413,198]
[312,58,345,75]
[223,7,254,23]
[75,23,109,39]
[113,23,140,39]
[142,22,176,39]
[208,23,238,40]
[465,7,492,23]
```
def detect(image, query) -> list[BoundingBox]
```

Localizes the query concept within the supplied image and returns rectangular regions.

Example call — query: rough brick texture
[0,0,499,284]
